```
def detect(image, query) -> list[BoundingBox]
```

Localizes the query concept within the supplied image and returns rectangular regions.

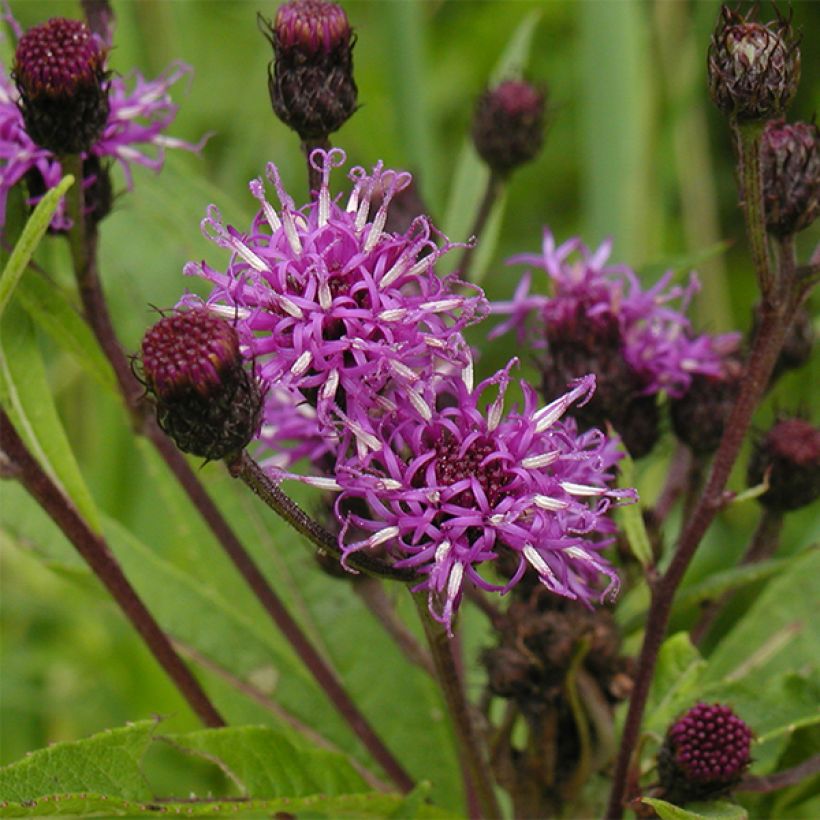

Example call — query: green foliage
[640,797,748,820]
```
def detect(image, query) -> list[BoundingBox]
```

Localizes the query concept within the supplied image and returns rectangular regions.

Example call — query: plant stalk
[413,592,501,819]
[0,409,225,728]
[457,170,503,282]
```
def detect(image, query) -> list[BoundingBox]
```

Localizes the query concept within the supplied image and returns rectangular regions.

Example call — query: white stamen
[420,298,461,313]
[565,546,592,561]
[347,419,381,452]
[379,257,409,290]
[435,540,451,564]
[422,335,447,349]
[560,482,605,497]
[321,369,340,400]
[369,526,400,548]
[523,544,557,583]
[487,396,504,432]
[489,513,506,525]
[304,476,342,491]
[206,304,251,320]
[533,494,569,511]
[522,452,560,469]
[277,295,304,318]
[389,359,419,381]
[233,241,268,273]
[282,212,303,255]
[407,389,433,421]
[462,356,475,392]
[447,562,464,601]
[318,282,332,310]
[379,308,407,322]
[290,350,313,376]
[376,478,403,491]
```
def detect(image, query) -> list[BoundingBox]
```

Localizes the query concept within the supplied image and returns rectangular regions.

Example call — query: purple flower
[304,359,635,633]
[491,229,740,398]
[1,14,204,230]
[182,149,487,438]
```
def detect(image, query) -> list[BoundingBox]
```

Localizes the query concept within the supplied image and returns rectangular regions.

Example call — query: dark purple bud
[754,304,814,383]
[761,119,819,237]
[13,17,109,155]
[659,702,752,805]
[472,80,546,175]
[748,417,820,512]
[707,5,800,122]
[670,358,742,455]
[260,0,357,140]
[140,310,263,461]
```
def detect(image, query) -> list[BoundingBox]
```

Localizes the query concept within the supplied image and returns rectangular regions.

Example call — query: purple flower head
[1,10,205,230]
[313,359,634,633]
[183,149,487,438]
[491,229,740,398]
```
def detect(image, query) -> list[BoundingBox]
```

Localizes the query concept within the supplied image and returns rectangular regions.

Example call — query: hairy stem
[413,592,502,819]
[457,170,503,282]
[0,410,224,728]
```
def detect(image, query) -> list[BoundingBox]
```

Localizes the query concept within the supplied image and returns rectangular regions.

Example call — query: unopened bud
[761,119,819,237]
[707,5,800,122]
[748,417,820,512]
[472,80,546,175]
[659,702,752,805]
[13,17,109,155]
[140,310,263,461]
[261,0,357,140]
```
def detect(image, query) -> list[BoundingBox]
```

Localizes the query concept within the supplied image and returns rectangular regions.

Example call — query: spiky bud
[707,6,800,122]
[13,17,109,155]
[670,359,742,455]
[261,0,357,141]
[659,703,752,805]
[140,310,262,461]
[761,119,819,237]
[748,417,820,512]
[472,80,546,175]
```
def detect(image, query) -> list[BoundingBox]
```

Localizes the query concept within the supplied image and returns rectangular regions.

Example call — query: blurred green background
[1,0,818,809]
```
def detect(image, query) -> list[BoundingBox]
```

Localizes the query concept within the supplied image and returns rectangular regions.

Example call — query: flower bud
[472,80,546,175]
[140,310,263,461]
[659,702,752,805]
[670,358,742,455]
[707,6,800,122]
[761,119,819,237]
[748,417,820,512]
[754,304,814,383]
[260,0,357,141]
[13,17,109,155]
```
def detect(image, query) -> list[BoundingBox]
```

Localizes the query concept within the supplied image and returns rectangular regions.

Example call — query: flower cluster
[1,13,204,230]
[182,153,635,628]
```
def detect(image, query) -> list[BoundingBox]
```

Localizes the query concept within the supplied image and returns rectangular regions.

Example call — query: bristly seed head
[761,119,819,238]
[140,310,263,461]
[659,702,752,805]
[748,417,820,512]
[261,0,357,140]
[707,5,800,122]
[13,17,110,154]
[472,79,546,175]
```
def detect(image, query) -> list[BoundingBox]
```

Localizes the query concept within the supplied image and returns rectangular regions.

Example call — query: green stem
[456,170,504,282]
[736,123,774,302]
[413,592,502,819]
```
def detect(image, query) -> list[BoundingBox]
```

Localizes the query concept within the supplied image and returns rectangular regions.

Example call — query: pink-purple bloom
[306,360,634,633]
[491,230,740,398]
[1,12,204,230]
[182,149,487,436]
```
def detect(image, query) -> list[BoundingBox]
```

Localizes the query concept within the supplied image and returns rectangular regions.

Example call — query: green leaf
[615,446,653,567]
[0,175,74,319]
[0,303,102,533]
[440,11,541,281]
[640,797,748,820]
[13,270,116,393]
[0,720,155,803]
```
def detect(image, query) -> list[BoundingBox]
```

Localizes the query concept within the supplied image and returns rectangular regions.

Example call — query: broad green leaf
[615,447,653,567]
[644,633,706,734]
[162,725,368,797]
[0,175,74,319]
[703,549,820,685]
[0,303,102,533]
[14,270,116,393]
[440,11,541,281]
[640,797,748,820]
[0,721,155,802]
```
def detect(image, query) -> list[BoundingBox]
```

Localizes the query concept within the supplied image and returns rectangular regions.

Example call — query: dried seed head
[13,17,109,154]
[659,702,753,805]
[472,80,546,175]
[261,0,357,140]
[707,5,800,122]
[140,310,263,461]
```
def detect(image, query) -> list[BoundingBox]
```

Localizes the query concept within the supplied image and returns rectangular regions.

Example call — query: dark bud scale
[140,310,262,461]
[761,119,819,237]
[13,17,109,155]
[707,5,800,122]
[747,417,820,512]
[540,310,660,459]
[261,0,357,140]
[472,80,546,175]
[658,702,752,805]
[670,358,742,455]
